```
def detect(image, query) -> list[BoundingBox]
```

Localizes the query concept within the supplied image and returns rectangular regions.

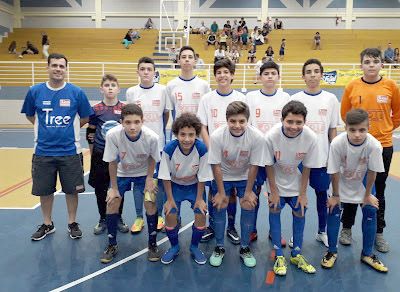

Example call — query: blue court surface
[1,128,399,292]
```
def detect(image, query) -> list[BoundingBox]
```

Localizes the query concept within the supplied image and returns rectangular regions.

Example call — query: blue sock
[240,208,255,247]
[227,201,237,229]
[146,212,158,246]
[253,192,260,233]
[327,205,341,253]
[191,225,205,248]
[213,206,227,246]
[208,198,214,229]
[316,190,327,233]
[362,205,377,256]
[106,213,119,245]
[166,225,179,247]
[292,212,306,257]
[134,190,144,218]
[156,183,165,216]
[269,210,283,256]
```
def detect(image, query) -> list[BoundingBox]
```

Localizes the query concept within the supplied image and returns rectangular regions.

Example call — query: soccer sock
[106,213,119,245]
[361,205,377,256]
[316,190,328,233]
[213,206,227,246]
[208,197,214,229]
[327,205,341,253]
[292,213,306,257]
[95,188,107,219]
[134,190,144,218]
[269,210,283,256]
[165,225,179,247]
[240,208,255,247]
[191,225,205,248]
[227,201,237,229]
[156,185,165,216]
[146,212,158,246]
[253,192,260,233]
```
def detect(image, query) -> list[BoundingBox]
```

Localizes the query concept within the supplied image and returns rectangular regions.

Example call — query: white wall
[22,17,95,28]
[352,18,400,29]
[0,10,13,30]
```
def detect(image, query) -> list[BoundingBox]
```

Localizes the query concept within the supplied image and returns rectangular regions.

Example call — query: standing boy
[208,101,265,267]
[340,48,400,252]
[321,109,387,273]
[291,59,340,247]
[88,74,128,235]
[101,104,160,263]
[158,113,213,265]
[197,58,247,244]
[126,57,172,234]
[266,101,318,276]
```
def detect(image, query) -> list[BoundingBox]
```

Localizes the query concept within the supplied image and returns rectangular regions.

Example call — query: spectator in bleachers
[169,46,179,63]
[239,17,247,30]
[394,48,399,66]
[205,32,217,50]
[41,32,50,59]
[199,21,208,38]
[241,27,249,49]
[247,46,256,63]
[261,27,269,43]
[265,46,274,61]
[313,32,321,50]
[122,29,133,49]
[145,18,154,29]
[195,53,205,69]
[211,21,219,34]
[274,18,283,29]
[231,28,240,48]
[130,29,141,40]
[8,41,17,54]
[214,45,225,63]
[231,46,240,64]
[253,28,264,46]
[223,20,232,36]
[18,41,39,59]
[219,31,228,50]
[254,56,267,83]
[232,19,239,31]
[384,42,394,63]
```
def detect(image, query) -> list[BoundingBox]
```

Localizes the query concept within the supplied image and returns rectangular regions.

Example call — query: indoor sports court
[1,1,400,291]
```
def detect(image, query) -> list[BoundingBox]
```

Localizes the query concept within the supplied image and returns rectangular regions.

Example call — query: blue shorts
[171,182,205,214]
[309,167,331,192]
[255,166,267,187]
[276,196,306,213]
[117,176,146,197]
[210,180,256,198]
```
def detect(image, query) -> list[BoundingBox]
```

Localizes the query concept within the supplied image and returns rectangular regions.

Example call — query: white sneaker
[316,232,329,247]
[288,236,293,248]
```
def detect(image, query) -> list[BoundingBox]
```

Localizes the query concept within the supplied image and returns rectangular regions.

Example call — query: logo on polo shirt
[60,99,70,107]
[376,95,388,103]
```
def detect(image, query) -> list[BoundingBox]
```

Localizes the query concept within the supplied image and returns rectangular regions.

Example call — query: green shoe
[273,256,287,276]
[209,246,225,267]
[290,254,316,274]
[240,246,256,268]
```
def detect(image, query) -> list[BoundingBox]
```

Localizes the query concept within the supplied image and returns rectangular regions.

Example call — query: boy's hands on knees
[268,190,280,211]
[363,194,379,209]
[243,190,258,209]
[212,192,228,210]
[327,195,340,213]
[164,199,178,215]
[295,194,308,216]
[194,199,207,215]
[106,188,121,205]
[145,177,158,194]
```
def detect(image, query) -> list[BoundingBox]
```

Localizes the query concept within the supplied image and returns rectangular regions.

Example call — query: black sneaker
[148,244,161,262]
[117,218,129,233]
[227,227,240,245]
[68,222,82,239]
[31,222,56,241]
[100,244,118,264]
[200,226,215,242]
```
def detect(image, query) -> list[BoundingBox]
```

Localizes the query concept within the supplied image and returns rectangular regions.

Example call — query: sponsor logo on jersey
[114,110,121,115]
[296,152,306,160]
[43,100,51,105]
[137,154,147,159]
[376,95,388,103]
[152,99,161,106]
[60,99,70,107]
[239,150,249,157]
[319,109,328,116]
[43,108,71,126]
[192,92,201,99]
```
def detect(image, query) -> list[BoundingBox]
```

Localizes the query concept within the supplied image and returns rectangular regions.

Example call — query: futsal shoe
[93,219,106,235]
[290,254,316,274]
[339,228,352,246]
[161,245,180,265]
[316,232,329,247]
[190,246,207,265]
[240,247,256,268]
[268,232,287,248]
[100,244,118,264]
[288,237,293,248]
[209,246,225,267]
[227,227,240,245]
[273,256,287,276]
[157,216,165,232]
[375,233,390,253]
[31,222,56,241]
[117,218,129,233]
[321,251,337,269]
[361,254,388,273]
[68,222,82,239]
[200,226,215,242]
[148,244,161,262]
[130,217,144,234]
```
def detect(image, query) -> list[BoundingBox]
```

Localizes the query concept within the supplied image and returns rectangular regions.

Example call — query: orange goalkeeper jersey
[341,77,400,147]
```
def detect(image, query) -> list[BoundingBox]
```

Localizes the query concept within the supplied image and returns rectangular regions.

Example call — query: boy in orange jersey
[340,48,400,253]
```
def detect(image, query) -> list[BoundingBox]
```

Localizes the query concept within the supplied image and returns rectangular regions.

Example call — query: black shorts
[31,154,85,196]
[88,147,110,191]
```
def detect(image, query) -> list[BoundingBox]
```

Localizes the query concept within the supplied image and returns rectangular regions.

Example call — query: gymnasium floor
[1,128,400,292]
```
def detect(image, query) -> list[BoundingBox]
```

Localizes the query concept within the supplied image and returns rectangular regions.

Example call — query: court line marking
[50,220,194,292]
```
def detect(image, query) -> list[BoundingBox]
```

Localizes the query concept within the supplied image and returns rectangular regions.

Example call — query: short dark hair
[360,48,382,63]
[226,101,250,120]
[172,112,202,136]
[260,61,280,75]
[100,73,119,86]
[48,53,68,67]
[302,58,323,75]
[121,104,143,120]
[345,109,369,126]
[178,45,196,59]
[214,58,235,75]
[137,56,155,69]
[281,100,307,121]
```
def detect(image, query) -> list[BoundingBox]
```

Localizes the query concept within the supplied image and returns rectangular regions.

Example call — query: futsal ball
[101,120,120,138]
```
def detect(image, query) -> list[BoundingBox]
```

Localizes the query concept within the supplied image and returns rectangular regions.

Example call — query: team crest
[296,152,306,160]
[273,110,281,117]
[376,95,388,103]
[152,99,160,106]
[60,99,70,107]
[239,150,249,157]
[319,109,327,116]
[359,157,367,165]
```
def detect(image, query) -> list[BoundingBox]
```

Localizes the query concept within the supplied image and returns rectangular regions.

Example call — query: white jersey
[327,132,384,204]
[166,76,210,118]
[126,83,172,151]
[103,125,161,177]
[265,124,319,197]
[197,89,247,134]
[290,90,340,167]
[247,89,290,134]
[158,139,213,185]
[208,125,265,181]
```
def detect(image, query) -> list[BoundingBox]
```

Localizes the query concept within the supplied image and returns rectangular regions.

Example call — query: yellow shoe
[290,254,316,274]
[273,256,287,276]
[321,252,337,269]
[130,217,144,234]
[157,216,165,231]
[361,254,388,273]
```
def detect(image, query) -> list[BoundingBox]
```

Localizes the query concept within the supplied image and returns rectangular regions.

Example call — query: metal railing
[1,61,399,90]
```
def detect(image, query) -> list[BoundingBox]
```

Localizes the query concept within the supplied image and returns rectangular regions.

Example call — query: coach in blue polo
[21,53,93,241]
